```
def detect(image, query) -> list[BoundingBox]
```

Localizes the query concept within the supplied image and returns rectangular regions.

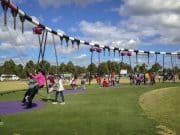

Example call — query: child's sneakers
[52,102,58,104]
[25,96,29,101]
[60,102,65,105]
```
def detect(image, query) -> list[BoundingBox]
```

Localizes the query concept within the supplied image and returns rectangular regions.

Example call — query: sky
[0,0,180,68]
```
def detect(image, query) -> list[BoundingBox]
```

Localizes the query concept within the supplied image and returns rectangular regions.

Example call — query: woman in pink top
[22,69,46,108]
[31,70,46,88]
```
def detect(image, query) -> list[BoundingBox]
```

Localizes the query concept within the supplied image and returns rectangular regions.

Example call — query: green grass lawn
[0,81,28,92]
[139,87,180,135]
[0,82,180,135]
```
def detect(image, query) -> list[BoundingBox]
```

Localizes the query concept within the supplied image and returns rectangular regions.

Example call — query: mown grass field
[139,87,180,135]
[0,81,28,92]
[0,81,180,135]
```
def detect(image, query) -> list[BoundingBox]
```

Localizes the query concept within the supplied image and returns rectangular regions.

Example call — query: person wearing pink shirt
[22,69,46,108]
[31,70,46,88]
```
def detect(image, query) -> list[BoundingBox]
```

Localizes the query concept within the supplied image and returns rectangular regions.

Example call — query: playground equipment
[0,0,179,84]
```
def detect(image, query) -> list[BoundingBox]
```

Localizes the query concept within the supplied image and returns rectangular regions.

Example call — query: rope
[135,51,138,64]
[7,27,26,66]
[162,54,165,82]
[155,53,158,63]
[128,56,132,73]
[11,7,18,30]
[1,0,9,26]
[147,52,150,65]
[52,34,59,74]
[19,14,25,33]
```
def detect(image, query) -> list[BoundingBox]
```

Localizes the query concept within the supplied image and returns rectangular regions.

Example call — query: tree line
[0,59,179,79]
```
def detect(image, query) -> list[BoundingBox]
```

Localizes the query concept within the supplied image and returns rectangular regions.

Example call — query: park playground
[0,80,180,135]
[0,0,180,135]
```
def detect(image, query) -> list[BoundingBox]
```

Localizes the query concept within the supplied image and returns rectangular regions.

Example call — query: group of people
[70,77,86,90]
[22,70,65,108]
[129,72,156,85]
[96,71,159,87]
[96,71,117,87]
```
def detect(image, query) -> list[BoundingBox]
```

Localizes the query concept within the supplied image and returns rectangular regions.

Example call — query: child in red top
[47,73,55,93]
[102,78,109,87]
[111,71,115,86]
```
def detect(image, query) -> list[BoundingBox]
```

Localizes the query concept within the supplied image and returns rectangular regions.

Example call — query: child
[23,69,46,108]
[81,78,86,90]
[111,71,115,86]
[48,73,55,93]
[31,69,46,89]
[53,75,65,105]
[22,74,38,104]
[102,78,109,87]
[71,78,77,90]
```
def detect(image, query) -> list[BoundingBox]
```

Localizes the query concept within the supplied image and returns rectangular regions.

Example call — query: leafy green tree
[49,65,58,74]
[75,66,87,75]
[0,65,3,75]
[98,62,109,76]
[2,59,16,74]
[59,62,67,74]
[15,64,23,78]
[38,60,51,74]
[150,63,162,72]
[87,63,97,75]
[66,61,75,73]
[134,63,147,73]
[24,60,36,73]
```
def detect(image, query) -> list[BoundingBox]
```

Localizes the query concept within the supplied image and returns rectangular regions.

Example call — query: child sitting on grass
[102,78,109,87]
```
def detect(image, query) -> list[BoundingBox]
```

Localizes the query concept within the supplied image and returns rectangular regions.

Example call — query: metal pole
[89,51,93,85]
[163,54,165,82]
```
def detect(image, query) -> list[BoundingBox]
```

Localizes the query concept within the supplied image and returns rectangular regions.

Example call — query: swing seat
[96,48,102,53]
[90,47,96,52]
[9,1,17,11]
[127,51,132,56]
[33,26,43,34]
[121,51,126,56]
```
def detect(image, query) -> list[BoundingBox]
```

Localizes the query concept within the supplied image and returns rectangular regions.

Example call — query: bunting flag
[1,0,180,57]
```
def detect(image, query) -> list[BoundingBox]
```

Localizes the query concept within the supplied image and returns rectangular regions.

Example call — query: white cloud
[119,0,180,16]
[78,20,139,49]
[115,0,180,45]
[0,14,79,65]
[51,16,62,23]
[74,54,87,59]
[38,0,105,8]
[72,54,90,66]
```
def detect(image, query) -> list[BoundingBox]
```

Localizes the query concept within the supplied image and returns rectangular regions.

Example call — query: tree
[98,62,109,76]
[59,62,67,74]
[75,66,87,75]
[49,65,58,75]
[150,63,162,73]
[139,63,147,73]
[66,61,75,73]
[87,63,97,75]
[134,63,147,73]
[2,59,16,74]
[15,64,24,78]
[24,60,36,73]
[38,60,51,74]
[0,65,3,75]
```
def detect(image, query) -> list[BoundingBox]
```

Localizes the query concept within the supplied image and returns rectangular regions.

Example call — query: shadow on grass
[41,98,54,102]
